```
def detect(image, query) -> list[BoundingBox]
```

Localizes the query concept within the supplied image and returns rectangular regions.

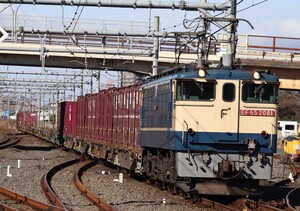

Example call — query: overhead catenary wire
[2,1,269,87]
[0,3,11,13]
[237,0,268,13]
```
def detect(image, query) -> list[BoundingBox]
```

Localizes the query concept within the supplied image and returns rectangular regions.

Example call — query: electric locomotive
[140,67,279,195]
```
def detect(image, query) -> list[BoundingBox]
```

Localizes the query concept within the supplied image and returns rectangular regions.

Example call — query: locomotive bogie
[176,152,272,179]
[142,148,177,184]
[88,143,108,159]
[63,137,75,148]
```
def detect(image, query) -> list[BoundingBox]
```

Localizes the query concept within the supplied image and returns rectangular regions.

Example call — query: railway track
[285,162,300,211]
[74,160,116,211]
[2,130,300,211]
[0,186,64,211]
[37,145,300,210]
[41,157,116,211]
[139,162,300,211]
[0,133,21,149]
[286,185,300,211]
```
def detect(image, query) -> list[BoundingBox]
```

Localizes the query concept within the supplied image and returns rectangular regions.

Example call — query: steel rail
[0,203,19,211]
[0,137,10,146]
[286,185,300,211]
[285,162,300,211]
[0,186,65,211]
[0,132,9,145]
[201,198,236,210]
[235,198,284,211]
[0,137,20,149]
[73,159,117,211]
[41,158,79,210]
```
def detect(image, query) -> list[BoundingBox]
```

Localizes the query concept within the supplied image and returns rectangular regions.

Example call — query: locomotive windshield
[176,80,215,101]
[242,82,278,103]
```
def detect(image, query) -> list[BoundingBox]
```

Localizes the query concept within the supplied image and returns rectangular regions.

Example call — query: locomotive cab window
[223,83,235,102]
[242,82,278,103]
[176,80,215,101]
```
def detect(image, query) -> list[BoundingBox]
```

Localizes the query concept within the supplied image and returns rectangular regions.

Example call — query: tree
[278,90,300,122]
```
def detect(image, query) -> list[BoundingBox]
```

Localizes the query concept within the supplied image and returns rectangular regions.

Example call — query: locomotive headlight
[197,69,207,78]
[252,71,261,80]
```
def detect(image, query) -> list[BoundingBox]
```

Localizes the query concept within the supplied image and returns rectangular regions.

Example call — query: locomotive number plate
[240,109,275,117]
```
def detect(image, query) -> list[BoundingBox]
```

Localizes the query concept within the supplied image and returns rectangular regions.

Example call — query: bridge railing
[13,32,207,54]
[237,34,300,53]
[2,14,151,34]
[2,21,300,61]
[3,13,300,55]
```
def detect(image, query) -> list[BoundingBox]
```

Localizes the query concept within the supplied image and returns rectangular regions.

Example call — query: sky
[1,0,300,37]
[0,0,300,102]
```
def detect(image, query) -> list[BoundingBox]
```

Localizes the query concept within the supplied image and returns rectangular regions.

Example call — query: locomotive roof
[143,68,279,87]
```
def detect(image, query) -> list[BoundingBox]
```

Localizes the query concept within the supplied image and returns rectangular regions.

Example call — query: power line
[0,3,11,13]
[237,0,269,14]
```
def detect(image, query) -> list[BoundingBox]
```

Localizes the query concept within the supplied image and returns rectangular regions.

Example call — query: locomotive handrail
[270,123,277,149]
[182,120,188,147]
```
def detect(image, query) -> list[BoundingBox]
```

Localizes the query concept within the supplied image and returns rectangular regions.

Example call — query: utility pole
[152,16,159,76]
[197,0,207,68]
[223,0,237,68]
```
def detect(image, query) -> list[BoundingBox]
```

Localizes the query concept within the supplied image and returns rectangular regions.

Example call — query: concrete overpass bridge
[1,30,300,90]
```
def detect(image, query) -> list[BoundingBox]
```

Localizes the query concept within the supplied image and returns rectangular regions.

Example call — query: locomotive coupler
[218,159,235,176]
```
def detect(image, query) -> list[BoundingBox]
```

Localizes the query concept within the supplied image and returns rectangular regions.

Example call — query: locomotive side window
[242,83,278,103]
[222,83,235,102]
[176,80,215,101]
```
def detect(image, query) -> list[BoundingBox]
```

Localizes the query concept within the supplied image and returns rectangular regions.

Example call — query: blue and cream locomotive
[140,67,279,195]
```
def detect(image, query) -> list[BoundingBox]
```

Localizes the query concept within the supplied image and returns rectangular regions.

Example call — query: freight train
[17,67,280,195]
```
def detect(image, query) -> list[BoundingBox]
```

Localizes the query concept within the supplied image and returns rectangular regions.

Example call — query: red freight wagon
[75,84,141,153]
[130,85,141,147]
[114,88,123,148]
[91,94,97,140]
[76,96,87,140]
[57,101,77,137]
[26,112,38,127]
[17,111,38,129]
[97,90,107,142]
[16,112,23,129]
[111,84,141,149]
[94,89,113,144]
[86,93,97,142]
[104,89,114,143]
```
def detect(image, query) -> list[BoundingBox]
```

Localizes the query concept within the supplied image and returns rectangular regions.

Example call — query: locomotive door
[215,80,240,142]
